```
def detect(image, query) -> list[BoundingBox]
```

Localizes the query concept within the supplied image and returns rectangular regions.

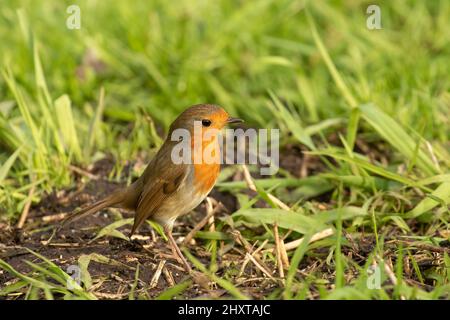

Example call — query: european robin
[60,104,243,272]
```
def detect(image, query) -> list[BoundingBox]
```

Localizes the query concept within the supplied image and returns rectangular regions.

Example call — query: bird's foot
[156,251,193,274]
[190,271,211,290]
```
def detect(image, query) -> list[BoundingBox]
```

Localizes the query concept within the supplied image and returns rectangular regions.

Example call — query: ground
[1,146,448,300]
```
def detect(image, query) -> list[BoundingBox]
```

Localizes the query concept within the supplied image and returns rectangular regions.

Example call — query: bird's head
[169,104,243,135]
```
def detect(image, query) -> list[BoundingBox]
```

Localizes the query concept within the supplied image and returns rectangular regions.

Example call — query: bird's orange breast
[191,134,221,194]
[193,162,220,194]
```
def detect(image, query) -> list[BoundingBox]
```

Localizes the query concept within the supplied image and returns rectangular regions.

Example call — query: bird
[59,104,243,273]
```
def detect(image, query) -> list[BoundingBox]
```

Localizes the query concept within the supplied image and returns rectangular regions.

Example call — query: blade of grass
[54,95,82,162]
[284,233,312,299]
[404,182,450,218]
[183,249,249,300]
[359,103,439,176]
[306,10,357,108]
[87,87,106,157]
[0,147,21,185]
[155,280,192,300]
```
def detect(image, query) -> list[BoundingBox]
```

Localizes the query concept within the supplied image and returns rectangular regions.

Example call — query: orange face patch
[188,108,228,194]
[205,109,230,130]
[191,134,221,194]
[190,120,223,194]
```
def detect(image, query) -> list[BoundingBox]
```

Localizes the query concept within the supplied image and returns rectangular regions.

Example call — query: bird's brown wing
[130,144,188,235]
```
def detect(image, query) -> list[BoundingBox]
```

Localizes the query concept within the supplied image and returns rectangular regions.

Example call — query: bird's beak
[227,117,244,124]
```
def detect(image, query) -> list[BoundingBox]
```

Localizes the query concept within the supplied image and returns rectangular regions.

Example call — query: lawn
[0,0,449,300]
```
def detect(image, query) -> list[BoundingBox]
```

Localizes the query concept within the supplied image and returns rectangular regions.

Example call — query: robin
[60,104,243,272]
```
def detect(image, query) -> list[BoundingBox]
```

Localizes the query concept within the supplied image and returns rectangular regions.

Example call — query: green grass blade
[306,10,357,108]
[183,249,249,300]
[155,280,192,300]
[359,103,439,176]
[0,147,21,185]
[405,182,450,218]
[284,233,312,299]
[54,95,82,162]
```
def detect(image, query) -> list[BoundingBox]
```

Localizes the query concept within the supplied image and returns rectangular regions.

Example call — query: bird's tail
[59,191,126,230]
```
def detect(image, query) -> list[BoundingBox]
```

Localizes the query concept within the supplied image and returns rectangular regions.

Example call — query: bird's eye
[202,119,211,127]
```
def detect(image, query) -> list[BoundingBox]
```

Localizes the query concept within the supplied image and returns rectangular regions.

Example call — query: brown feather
[130,141,188,235]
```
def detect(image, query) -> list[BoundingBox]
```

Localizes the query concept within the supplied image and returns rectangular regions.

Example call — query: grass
[0,0,449,299]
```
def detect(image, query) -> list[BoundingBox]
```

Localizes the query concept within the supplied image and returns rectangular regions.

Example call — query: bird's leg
[164,226,192,273]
